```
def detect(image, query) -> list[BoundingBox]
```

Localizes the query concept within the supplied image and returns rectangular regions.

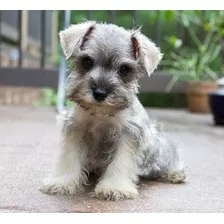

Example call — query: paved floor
[0,105,224,213]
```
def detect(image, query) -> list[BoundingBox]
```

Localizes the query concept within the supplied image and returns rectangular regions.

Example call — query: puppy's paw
[93,180,138,201]
[39,177,83,195]
[159,169,186,184]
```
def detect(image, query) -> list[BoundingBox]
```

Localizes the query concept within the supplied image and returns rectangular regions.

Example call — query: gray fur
[39,21,186,201]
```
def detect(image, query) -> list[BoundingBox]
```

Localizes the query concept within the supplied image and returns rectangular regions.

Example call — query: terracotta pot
[186,81,218,113]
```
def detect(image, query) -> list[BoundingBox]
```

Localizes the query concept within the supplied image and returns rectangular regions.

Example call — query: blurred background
[0,10,223,113]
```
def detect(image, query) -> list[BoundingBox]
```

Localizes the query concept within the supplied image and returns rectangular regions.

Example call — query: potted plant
[162,11,223,113]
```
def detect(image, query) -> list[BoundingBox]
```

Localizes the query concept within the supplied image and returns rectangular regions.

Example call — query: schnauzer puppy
[40,21,186,201]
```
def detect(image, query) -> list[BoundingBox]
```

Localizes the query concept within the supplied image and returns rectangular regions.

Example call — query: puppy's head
[59,21,162,113]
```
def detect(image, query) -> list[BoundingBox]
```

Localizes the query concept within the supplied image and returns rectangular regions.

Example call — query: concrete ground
[0,105,224,213]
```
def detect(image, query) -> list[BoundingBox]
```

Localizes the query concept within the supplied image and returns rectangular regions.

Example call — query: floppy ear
[59,21,96,60]
[131,30,163,76]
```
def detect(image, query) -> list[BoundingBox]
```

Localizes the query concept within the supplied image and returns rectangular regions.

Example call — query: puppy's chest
[82,122,120,169]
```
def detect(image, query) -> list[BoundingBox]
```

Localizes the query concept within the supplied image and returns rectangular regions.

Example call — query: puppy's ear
[131,30,163,77]
[59,21,96,60]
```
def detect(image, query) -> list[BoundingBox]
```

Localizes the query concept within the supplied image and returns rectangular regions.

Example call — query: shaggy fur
[39,21,186,201]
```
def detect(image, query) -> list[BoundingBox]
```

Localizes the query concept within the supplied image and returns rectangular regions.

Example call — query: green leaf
[181,14,190,27]
[149,11,158,23]
[168,35,177,47]
[166,76,179,92]
[209,45,222,62]
[204,23,211,31]
[164,10,174,22]
[199,45,206,54]
[194,10,201,16]
[206,67,218,80]
[187,26,202,48]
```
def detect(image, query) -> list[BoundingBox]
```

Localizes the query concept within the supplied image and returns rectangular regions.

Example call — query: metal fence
[0,10,55,67]
[0,10,58,88]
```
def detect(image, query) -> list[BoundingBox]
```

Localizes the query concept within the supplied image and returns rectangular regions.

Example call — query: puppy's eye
[118,65,131,77]
[82,57,94,70]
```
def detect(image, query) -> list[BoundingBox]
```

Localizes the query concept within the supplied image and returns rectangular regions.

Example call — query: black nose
[92,88,108,101]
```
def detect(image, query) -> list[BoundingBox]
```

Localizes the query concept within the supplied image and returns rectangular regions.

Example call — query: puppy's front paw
[39,177,82,195]
[93,180,138,201]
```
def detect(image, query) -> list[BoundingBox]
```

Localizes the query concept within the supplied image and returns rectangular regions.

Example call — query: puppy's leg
[94,136,139,201]
[159,144,186,184]
[139,137,186,184]
[155,145,186,184]
[39,135,87,195]
[157,149,186,184]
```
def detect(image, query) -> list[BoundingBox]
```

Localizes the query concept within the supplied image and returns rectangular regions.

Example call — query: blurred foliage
[56,10,224,69]
[138,92,187,108]
[163,32,222,91]
[161,10,224,91]
[33,88,74,107]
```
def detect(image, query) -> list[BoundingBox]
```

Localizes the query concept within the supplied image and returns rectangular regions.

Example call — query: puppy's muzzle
[92,88,108,102]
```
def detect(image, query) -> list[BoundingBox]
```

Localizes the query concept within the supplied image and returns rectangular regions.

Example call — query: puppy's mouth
[68,94,129,117]
[68,93,107,107]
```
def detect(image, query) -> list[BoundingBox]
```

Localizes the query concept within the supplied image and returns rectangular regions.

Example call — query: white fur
[132,30,163,76]
[39,134,88,195]
[59,21,96,59]
[94,134,139,200]
[40,100,186,199]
